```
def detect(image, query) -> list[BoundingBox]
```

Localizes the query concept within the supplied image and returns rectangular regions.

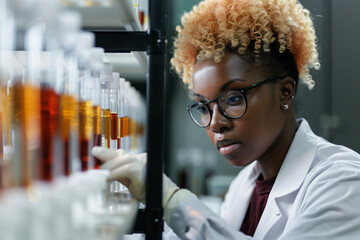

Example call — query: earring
[291,96,295,99]
[283,104,289,110]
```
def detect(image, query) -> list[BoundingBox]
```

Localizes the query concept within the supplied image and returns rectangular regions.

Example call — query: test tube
[0,0,9,192]
[38,7,72,182]
[39,53,59,182]
[110,72,120,151]
[56,11,82,176]
[9,0,48,188]
[89,48,103,168]
[119,78,127,150]
[121,81,131,151]
[76,32,95,171]
[100,62,112,149]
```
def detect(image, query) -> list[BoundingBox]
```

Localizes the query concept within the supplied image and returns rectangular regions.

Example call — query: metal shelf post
[144,0,167,238]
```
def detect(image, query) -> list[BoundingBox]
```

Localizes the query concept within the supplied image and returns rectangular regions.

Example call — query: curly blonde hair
[170,0,320,90]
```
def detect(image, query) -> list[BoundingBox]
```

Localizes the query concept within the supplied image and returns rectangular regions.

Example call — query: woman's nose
[209,104,232,133]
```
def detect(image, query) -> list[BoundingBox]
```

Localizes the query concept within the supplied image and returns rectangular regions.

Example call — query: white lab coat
[164,119,360,239]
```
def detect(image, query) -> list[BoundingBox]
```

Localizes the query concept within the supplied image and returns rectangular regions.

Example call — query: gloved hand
[91,146,180,207]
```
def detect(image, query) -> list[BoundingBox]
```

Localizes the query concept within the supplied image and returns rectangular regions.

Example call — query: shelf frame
[92,0,167,239]
[90,31,149,52]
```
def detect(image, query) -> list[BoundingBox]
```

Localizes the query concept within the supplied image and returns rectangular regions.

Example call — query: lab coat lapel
[253,119,318,239]
[225,162,261,230]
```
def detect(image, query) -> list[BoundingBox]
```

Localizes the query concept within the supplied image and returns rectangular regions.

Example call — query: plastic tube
[89,48,104,168]
[100,62,112,149]
[56,10,82,176]
[110,72,120,151]
[76,32,95,171]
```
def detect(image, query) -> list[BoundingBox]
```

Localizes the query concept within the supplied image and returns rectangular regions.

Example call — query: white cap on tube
[75,32,95,61]
[90,47,104,73]
[57,10,81,33]
[124,81,131,92]
[57,10,82,51]
[100,62,113,82]
[111,72,120,89]
[90,47,104,62]
[102,62,113,75]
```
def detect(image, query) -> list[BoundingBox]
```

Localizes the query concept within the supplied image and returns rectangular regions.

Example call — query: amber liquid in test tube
[12,82,41,187]
[117,117,121,149]
[0,99,2,157]
[0,83,12,190]
[93,105,102,168]
[0,86,3,190]
[126,117,131,149]
[40,87,59,181]
[121,116,130,150]
[79,100,93,171]
[101,109,111,148]
[130,118,136,150]
[0,109,3,191]
[110,112,120,150]
[120,117,126,139]
[59,94,77,176]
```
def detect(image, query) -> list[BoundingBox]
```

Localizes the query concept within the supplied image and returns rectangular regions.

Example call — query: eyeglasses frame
[187,76,284,128]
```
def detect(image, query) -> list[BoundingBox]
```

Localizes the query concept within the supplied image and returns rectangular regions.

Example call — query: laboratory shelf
[66,0,168,239]
[65,0,142,30]
[65,0,148,82]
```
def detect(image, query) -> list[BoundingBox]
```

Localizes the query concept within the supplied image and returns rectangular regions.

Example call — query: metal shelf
[65,0,148,82]
[68,1,168,239]
[104,52,147,82]
[64,0,142,30]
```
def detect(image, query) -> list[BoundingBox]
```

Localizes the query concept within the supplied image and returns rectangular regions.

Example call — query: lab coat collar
[253,118,319,239]
[271,118,318,198]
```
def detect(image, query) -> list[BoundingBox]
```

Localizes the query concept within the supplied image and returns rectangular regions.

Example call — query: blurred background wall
[163,0,360,197]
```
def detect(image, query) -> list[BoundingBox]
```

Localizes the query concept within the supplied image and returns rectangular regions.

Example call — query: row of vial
[0,1,144,239]
[0,0,146,191]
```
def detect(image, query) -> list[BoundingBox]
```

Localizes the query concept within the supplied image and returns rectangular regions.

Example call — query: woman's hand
[92,146,179,206]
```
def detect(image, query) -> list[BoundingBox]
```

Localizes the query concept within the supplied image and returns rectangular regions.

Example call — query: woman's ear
[279,77,296,110]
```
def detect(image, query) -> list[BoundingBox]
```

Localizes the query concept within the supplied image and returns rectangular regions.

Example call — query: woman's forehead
[192,53,265,93]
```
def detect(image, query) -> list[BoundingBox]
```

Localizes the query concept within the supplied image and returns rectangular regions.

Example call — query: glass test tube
[40,79,59,181]
[57,11,82,176]
[0,2,7,192]
[79,100,93,171]
[77,32,95,171]
[119,78,126,150]
[110,72,120,151]
[89,48,103,168]
[120,81,131,151]
[100,62,112,149]
[39,16,69,181]
[9,1,50,187]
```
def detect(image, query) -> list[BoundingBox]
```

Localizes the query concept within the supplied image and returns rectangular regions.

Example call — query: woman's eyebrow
[194,78,245,99]
[194,93,206,99]
[220,78,245,91]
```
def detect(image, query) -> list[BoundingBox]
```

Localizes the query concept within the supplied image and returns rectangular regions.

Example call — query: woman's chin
[224,156,255,168]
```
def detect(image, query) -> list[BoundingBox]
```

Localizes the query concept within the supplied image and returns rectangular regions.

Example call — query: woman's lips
[217,140,242,156]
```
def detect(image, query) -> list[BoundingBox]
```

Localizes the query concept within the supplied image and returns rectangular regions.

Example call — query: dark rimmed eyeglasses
[187,76,284,128]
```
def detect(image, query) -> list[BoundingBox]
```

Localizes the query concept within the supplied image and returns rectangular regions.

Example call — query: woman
[92,0,360,239]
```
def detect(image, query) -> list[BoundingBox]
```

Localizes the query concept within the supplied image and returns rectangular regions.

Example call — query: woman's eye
[196,103,208,114]
[226,94,244,106]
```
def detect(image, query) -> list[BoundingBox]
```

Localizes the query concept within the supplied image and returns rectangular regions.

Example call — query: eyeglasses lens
[189,102,211,127]
[189,90,246,127]
[219,90,246,118]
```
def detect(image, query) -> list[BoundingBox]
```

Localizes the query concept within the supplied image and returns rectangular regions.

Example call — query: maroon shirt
[240,175,275,236]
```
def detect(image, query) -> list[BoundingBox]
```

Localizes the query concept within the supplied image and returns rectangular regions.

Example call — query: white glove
[91,146,179,207]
